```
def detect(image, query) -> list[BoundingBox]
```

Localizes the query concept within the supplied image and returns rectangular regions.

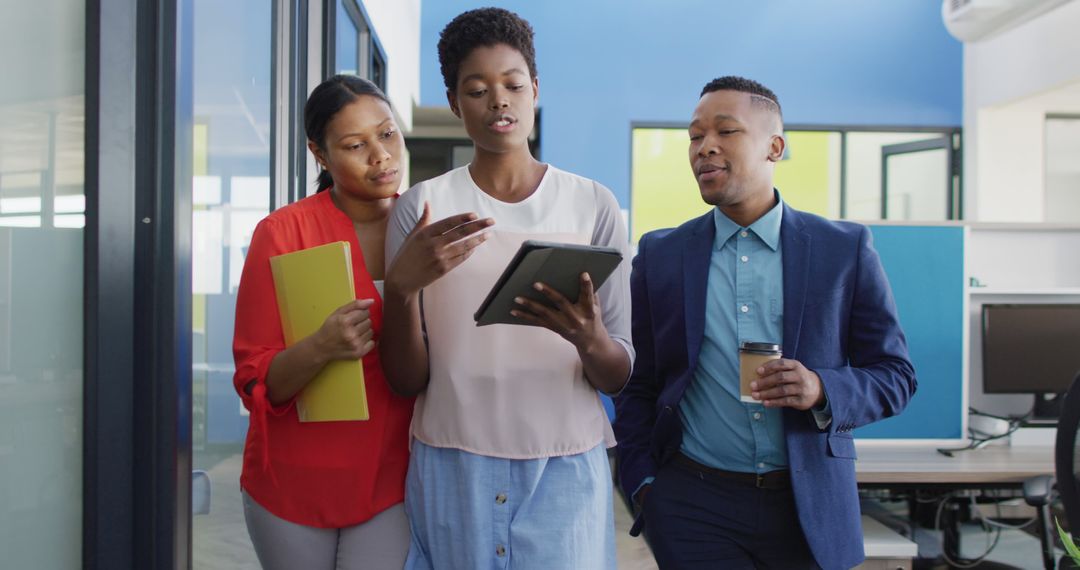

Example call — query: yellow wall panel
[774,131,831,217]
[630,129,708,242]
[632,129,837,243]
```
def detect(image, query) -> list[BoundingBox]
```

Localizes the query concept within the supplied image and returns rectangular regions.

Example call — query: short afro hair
[701,76,782,119]
[437,7,538,92]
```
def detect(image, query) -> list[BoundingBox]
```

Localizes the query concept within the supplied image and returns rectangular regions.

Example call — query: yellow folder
[269,241,369,422]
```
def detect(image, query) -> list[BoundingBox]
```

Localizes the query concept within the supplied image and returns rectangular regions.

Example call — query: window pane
[844,132,939,220]
[0,1,84,567]
[189,0,269,566]
[885,148,949,221]
[336,0,359,75]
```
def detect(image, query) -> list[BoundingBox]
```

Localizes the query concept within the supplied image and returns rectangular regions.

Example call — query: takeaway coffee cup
[739,341,782,402]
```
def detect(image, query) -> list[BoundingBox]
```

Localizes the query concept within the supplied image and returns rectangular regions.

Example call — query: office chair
[1025,370,1080,570]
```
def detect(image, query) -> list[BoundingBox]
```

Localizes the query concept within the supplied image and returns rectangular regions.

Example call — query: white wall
[1046,116,1080,222]
[973,106,1046,221]
[365,0,421,131]
[963,0,1080,221]
[973,85,1080,221]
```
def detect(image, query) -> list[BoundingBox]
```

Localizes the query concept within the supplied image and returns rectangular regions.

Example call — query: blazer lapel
[781,204,811,359]
[683,212,715,371]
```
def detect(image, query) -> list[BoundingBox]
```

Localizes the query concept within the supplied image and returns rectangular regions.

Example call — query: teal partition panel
[855,225,965,439]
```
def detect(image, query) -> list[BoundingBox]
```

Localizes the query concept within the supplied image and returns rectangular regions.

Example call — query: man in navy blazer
[614,76,916,570]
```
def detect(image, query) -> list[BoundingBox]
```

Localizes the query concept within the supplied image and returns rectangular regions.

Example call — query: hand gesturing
[385,202,494,296]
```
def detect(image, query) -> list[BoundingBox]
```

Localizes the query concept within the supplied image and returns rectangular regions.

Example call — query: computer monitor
[982,303,1080,420]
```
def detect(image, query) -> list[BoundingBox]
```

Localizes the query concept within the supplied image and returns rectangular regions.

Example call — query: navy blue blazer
[614,204,916,570]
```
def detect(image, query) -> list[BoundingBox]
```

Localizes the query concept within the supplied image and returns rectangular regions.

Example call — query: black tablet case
[474,240,623,327]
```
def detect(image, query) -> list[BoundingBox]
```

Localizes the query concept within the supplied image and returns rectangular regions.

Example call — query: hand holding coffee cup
[738,342,782,403]
[747,352,826,411]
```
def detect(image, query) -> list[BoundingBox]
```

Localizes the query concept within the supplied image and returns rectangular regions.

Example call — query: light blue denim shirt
[677,197,789,473]
[632,195,833,501]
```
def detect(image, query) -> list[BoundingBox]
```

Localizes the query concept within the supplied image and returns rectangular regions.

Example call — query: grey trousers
[242,491,409,570]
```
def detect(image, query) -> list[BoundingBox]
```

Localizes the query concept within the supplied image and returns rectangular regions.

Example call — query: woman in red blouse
[232,75,413,569]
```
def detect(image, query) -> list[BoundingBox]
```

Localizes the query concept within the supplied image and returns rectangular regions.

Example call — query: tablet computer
[474,240,623,327]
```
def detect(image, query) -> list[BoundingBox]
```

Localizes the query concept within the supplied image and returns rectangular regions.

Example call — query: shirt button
[495,493,507,505]
[758,462,766,469]
[496,545,506,557]
[740,231,748,238]
[741,255,749,263]
[753,412,762,420]
[740,305,749,313]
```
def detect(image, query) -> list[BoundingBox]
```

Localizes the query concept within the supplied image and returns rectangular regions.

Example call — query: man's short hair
[437,8,538,92]
[700,76,782,119]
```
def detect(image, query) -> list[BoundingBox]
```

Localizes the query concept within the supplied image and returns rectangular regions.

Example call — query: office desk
[856,444,1054,486]
[854,445,1056,568]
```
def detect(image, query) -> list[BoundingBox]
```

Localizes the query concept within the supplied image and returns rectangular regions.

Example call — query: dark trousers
[641,458,820,570]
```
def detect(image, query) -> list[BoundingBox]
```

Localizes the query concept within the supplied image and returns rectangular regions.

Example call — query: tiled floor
[193,452,657,569]
[193,453,1050,569]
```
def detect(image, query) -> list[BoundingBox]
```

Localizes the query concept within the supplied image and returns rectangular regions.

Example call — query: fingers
[752,375,800,401]
[339,306,372,328]
[577,273,597,319]
[443,231,489,262]
[751,367,810,398]
[415,201,432,231]
[402,201,432,238]
[749,361,821,410]
[425,212,493,238]
[512,295,567,329]
[757,358,799,375]
[342,320,375,359]
[509,304,554,330]
[762,395,803,409]
[335,298,374,314]
[751,368,792,390]
[533,282,577,315]
[437,218,495,248]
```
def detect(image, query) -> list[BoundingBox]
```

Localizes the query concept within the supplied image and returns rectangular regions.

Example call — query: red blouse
[232,190,412,528]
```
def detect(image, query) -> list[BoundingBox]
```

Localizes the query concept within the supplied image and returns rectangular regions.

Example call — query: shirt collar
[712,190,784,251]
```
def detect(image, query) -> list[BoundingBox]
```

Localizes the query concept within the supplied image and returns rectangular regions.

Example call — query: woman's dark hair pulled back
[304,75,391,192]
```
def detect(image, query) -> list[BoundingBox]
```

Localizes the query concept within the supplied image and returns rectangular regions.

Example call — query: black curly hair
[700,76,782,119]
[437,7,537,92]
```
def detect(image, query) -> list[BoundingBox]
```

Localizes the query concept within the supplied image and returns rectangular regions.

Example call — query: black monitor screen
[982,304,1080,394]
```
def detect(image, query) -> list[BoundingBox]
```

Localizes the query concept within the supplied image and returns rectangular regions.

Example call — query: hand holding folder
[270,241,370,422]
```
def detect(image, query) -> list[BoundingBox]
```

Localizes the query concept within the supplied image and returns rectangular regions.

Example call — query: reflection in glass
[337,0,360,75]
[188,0,270,566]
[0,2,84,568]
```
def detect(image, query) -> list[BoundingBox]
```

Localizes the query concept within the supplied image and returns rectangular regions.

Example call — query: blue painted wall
[858,225,965,440]
[420,0,963,207]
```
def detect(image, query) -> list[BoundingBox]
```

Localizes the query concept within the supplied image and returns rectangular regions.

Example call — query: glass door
[881,136,958,221]
[0,2,85,568]
[188,0,272,567]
